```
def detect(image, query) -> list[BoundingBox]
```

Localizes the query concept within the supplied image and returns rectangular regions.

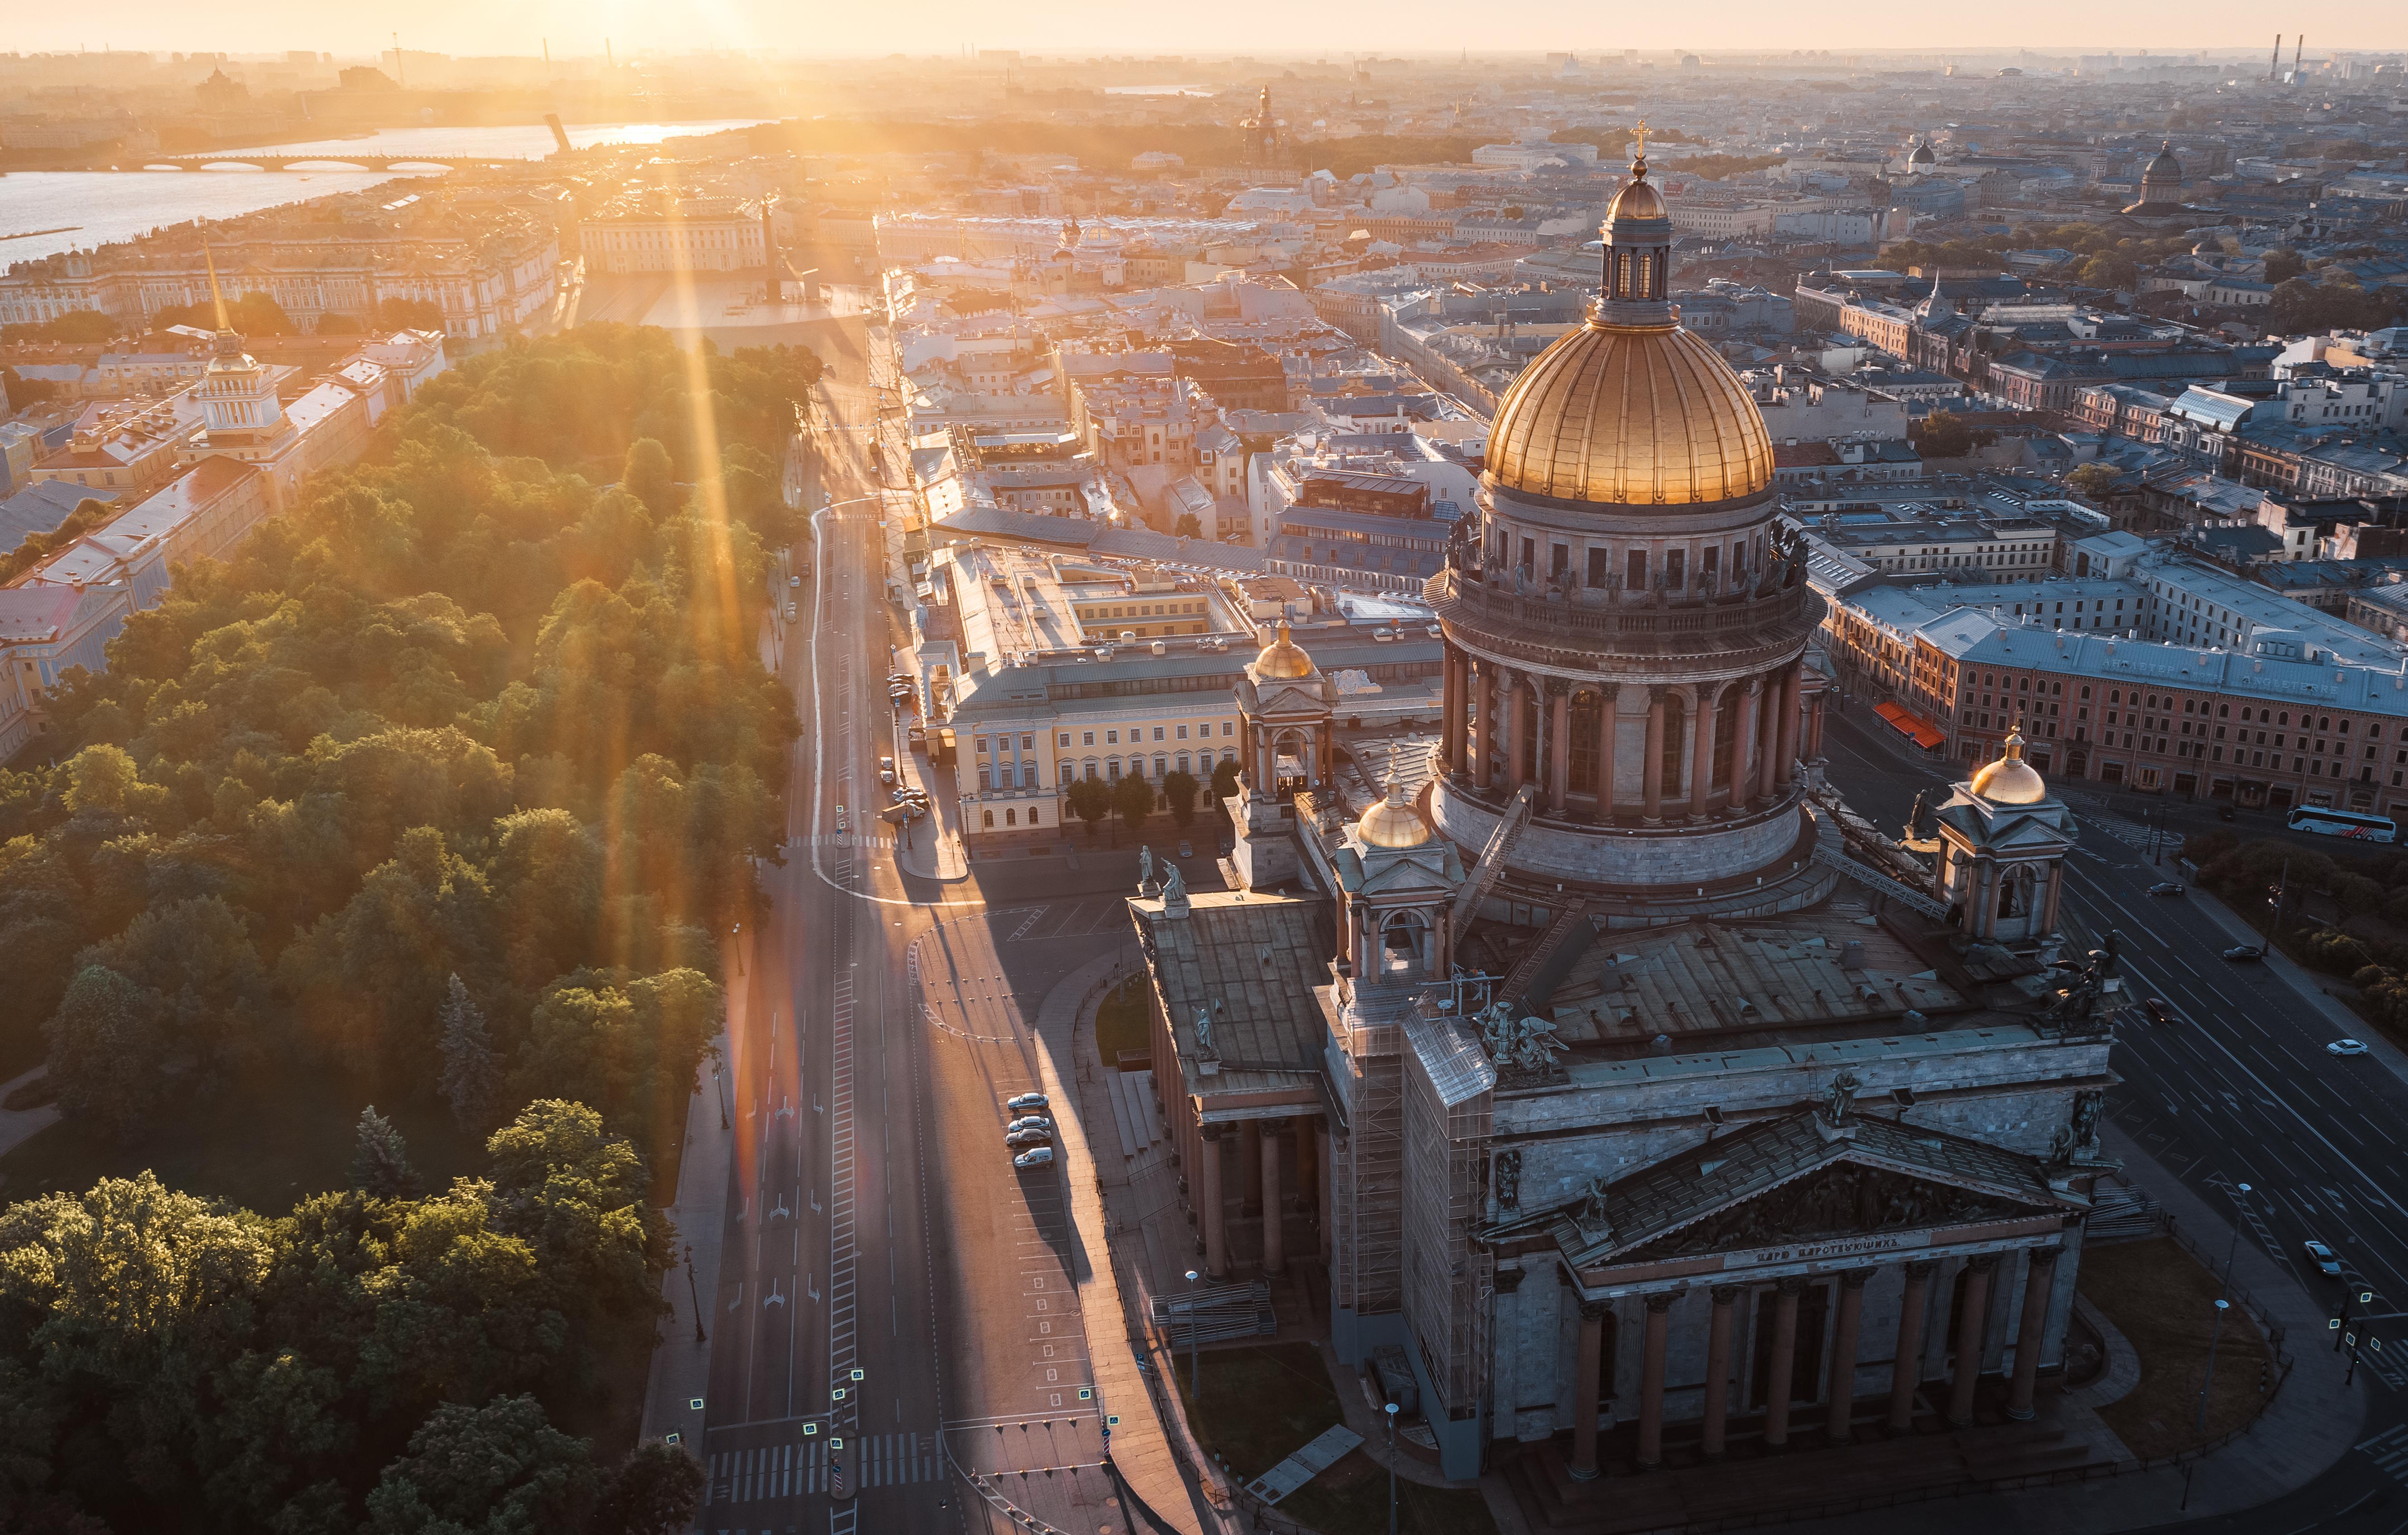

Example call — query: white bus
[2287,806,2399,843]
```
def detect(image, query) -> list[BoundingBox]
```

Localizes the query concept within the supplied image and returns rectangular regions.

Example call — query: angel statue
[1137,845,1155,893]
[1192,1004,1218,1060]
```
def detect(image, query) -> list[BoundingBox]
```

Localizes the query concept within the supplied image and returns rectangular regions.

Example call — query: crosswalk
[2360,1424,2408,1484]
[707,1432,946,1507]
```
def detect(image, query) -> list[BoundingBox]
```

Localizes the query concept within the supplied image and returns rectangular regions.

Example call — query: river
[0,118,772,266]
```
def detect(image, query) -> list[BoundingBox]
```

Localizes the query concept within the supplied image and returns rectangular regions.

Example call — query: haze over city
[3,19,2408,1535]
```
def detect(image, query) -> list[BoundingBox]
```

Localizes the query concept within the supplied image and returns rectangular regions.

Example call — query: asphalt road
[1821,701,2408,1532]
[691,329,1174,1535]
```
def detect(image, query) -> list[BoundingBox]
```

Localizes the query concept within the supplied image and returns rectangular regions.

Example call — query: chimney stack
[2271,34,2282,80]
[2294,36,2304,76]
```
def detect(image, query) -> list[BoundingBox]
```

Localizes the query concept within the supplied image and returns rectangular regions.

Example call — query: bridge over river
[123,153,542,173]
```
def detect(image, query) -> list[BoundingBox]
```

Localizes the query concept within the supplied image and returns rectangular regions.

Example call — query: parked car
[1005,1127,1052,1149]
[2217,805,2237,821]
[878,756,896,785]
[2328,1039,2371,1057]
[2147,881,2185,897]
[2221,944,2264,962]
[785,602,797,621]
[1177,840,1194,858]
[2142,998,2174,1025]
[1006,1092,1048,1113]
[789,574,801,587]
[1007,1115,1052,1136]
[1012,1146,1055,1170]
[2304,1238,2344,1276]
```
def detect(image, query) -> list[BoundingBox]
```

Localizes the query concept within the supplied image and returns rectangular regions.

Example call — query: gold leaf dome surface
[1605,175,1668,223]
[1253,619,1315,679]
[1970,728,2048,805]
[1356,781,1433,849]
[1485,320,1776,507]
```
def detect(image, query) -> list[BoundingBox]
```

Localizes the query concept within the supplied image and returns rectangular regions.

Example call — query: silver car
[1007,1115,1053,1136]
[1012,1145,1055,1169]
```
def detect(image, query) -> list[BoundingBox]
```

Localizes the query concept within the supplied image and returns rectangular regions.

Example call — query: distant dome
[1356,780,1432,849]
[2144,140,2183,185]
[1970,728,2048,805]
[1253,618,1315,679]
[1908,138,1936,165]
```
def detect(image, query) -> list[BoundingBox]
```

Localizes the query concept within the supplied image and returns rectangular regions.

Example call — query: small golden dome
[1606,175,1668,223]
[1485,322,1776,507]
[1357,781,1432,849]
[1253,618,1315,680]
[1971,726,2048,805]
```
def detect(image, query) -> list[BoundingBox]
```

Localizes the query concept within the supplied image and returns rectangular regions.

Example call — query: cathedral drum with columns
[1424,137,1836,927]
[1126,134,2123,1519]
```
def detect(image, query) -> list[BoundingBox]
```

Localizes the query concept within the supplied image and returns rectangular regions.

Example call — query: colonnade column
[1260,1120,1285,1277]
[1442,651,1465,776]
[1689,684,1718,820]
[1756,677,1781,802]
[1546,682,1571,817]
[1700,1285,1739,1459]
[1239,1120,1262,1216]
[1763,1275,1805,1447]
[1199,1125,1227,1278]
[1889,1260,1939,1431]
[1595,685,1621,815]
[1507,674,1530,793]
[2039,862,2066,937]
[1824,1269,1871,1444]
[1637,1292,1676,1470]
[1472,660,1495,790]
[1294,1114,1320,1218]
[1775,663,1803,792]
[1949,1255,2000,1426]
[1570,1299,1607,1481]
[2006,1247,2061,1420]
[1641,687,1668,825]
[1729,678,1762,810]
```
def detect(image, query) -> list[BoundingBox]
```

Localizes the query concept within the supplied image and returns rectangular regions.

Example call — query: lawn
[1171,1342,1496,1535]
[2079,1237,2276,1459]
[1095,975,1153,1069]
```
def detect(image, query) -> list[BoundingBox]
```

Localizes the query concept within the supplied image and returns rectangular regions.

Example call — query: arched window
[1377,909,1433,978]
[982,810,994,829]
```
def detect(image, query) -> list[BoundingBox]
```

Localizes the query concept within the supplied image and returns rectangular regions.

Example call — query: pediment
[1611,1158,2043,1265]
[1248,681,1329,715]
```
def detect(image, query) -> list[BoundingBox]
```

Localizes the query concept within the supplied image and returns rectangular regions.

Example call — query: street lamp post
[714,1061,731,1131]
[2197,1298,2232,1433]
[685,1243,707,1343]
[1184,1269,1202,1406]
[732,922,745,976]
[1385,1400,1400,1535]
[2220,1182,2253,1300]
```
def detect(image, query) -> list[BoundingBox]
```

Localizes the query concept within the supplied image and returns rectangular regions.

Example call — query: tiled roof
[1134,890,1331,1102]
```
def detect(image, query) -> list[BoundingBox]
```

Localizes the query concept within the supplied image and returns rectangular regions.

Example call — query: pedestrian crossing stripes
[2359,1425,2408,1483]
[798,833,900,850]
[707,1433,945,1506]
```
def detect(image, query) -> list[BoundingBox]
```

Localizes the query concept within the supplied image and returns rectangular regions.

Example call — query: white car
[2328,1039,2371,1056]
[1006,1092,1048,1112]
[789,574,801,587]
[1012,1146,1055,1170]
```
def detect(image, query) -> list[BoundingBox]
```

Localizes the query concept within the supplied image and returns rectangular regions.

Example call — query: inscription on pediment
[1617,1162,2030,1262]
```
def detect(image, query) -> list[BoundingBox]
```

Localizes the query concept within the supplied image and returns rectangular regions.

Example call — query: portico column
[1729,678,1762,810]
[1570,1299,1608,1480]
[1472,660,1495,789]
[1547,682,1572,816]
[1595,685,1621,813]
[1642,687,1668,825]
[1507,674,1530,792]
[1776,663,1804,791]
[2039,862,2066,936]
[1756,676,1781,801]
[2006,1247,2062,1421]
[1689,684,1719,820]
[1199,1126,1228,1278]
[1239,1119,1263,1217]
[1700,1285,1740,1459]
[1295,1115,1320,1214]
[1637,1292,1678,1469]
[1764,1275,1806,1447]
[1443,651,1465,774]
[1260,1120,1286,1277]
[1825,1269,1872,1444]
[1889,1260,1939,1431]
[1949,1255,2000,1427]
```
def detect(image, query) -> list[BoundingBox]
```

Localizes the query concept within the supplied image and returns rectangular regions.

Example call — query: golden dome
[1356,781,1432,849]
[1253,618,1315,679]
[1606,175,1668,223]
[1484,321,1776,506]
[1971,726,2048,805]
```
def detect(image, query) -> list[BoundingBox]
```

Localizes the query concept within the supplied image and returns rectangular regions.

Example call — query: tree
[43,966,171,1139]
[0,309,121,345]
[1114,772,1156,841]
[2264,248,2304,285]
[1160,770,1200,828]
[1064,777,1112,840]
[350,1105,422,1199]
[1908,410,1996,462]
[375,297,448,332]
[1172,512,1202,539]
[363,1395,598,1535]
[437,974,499,1131]
[589,1443,706,1535]
[621,438,678,520]
[1210,757,1242,803]
[149,292,297,336]
[2066,463,2124,501]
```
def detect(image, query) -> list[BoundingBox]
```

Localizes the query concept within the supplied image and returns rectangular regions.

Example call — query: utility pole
[2197,1298,2232,1432]
[686,1243,707,1342]
[2220,1182,2252,1301]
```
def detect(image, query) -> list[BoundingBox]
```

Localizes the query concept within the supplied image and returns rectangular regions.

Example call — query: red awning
[1873,701,1947,750]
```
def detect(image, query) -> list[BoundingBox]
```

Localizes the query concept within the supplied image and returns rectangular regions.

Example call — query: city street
[1821,702,2408,1530]
[690,327,1175,1535]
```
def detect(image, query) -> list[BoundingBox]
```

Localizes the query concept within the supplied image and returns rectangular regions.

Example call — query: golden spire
[1629,118,1650,175]
[203,244,230,332]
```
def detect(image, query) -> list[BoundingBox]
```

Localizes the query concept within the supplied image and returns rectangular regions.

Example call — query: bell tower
[196,247,287,446]
[1931,726,2078,953]
[1227,620,1334,891]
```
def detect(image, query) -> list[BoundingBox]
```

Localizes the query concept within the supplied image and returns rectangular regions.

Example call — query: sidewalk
[1027,949,1215,1535]
[1759,1119,2367,1535]
[894,740,968,881]
[638,1028,733,1456]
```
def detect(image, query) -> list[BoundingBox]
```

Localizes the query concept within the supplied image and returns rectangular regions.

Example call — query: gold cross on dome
[1630,119,1650,161]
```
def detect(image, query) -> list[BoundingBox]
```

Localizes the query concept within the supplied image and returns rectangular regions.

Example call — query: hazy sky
[33,0,2408,59]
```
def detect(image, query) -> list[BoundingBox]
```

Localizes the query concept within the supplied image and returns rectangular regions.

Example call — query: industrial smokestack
[2271,34,2281,80]
[2294,36,2304,76]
